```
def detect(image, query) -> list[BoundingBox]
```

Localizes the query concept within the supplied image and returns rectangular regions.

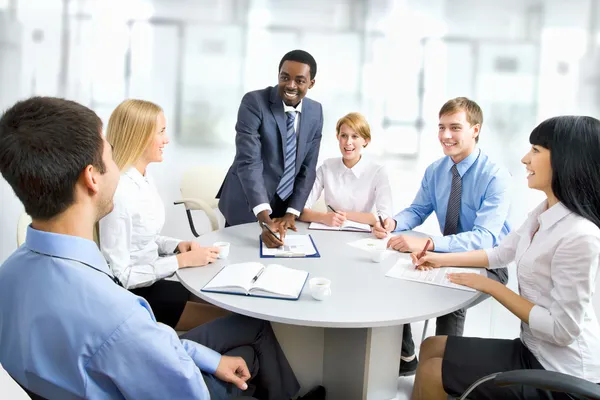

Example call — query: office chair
[453,369,600,399]
[174,166,225,236]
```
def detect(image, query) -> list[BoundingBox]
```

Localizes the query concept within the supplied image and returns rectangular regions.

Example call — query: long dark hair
[529,115,600,228]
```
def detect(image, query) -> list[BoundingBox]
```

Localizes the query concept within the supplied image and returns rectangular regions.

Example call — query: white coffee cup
[370,248,387,263]
[213,242,230,259]
[309,277,332,301]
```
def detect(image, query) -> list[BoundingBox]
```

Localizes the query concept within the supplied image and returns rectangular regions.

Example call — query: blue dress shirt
[393,148,511,252]
[0,226,221,399]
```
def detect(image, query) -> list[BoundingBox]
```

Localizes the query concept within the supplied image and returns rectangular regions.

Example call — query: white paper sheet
[262,234,317,256]
[385,258,482,292]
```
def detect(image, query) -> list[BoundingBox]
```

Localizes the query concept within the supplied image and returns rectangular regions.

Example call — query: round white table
[178,222,481,400]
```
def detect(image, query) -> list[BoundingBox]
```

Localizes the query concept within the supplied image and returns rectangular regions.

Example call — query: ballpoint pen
[327,204,338,213]
[377,213,385,228]
[415,239,431,269]
[251,268,265,284]
[261,221,281,240]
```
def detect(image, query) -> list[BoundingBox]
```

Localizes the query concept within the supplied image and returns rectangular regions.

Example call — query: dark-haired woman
[410,116,600,400]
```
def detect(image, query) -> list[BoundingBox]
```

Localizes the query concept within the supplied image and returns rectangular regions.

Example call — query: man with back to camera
[217,50,324,249]
[0,96,327,400]
[373,97,512,376]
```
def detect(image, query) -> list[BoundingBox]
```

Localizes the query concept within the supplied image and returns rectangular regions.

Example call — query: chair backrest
[180,166,226,209]
[16,212,32,247]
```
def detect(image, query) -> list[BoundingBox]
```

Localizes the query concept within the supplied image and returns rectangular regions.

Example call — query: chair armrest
[494,370,600,399]
[174,198,219,232]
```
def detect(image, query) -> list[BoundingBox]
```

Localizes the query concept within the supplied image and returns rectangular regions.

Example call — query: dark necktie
[443,164,462,235]
[276,111,297,201]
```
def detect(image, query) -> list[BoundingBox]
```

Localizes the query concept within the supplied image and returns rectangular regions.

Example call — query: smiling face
[521,144,552,194]
[337,123,368,164]
[438,111,480,163]
[141,111,168,164]
[277,60,315,107]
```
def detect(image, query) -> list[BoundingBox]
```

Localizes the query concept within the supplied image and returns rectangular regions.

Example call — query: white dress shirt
[486,201,600,382]
[304,157,393,219]
[99,168,181,289]
[252,100,303,218]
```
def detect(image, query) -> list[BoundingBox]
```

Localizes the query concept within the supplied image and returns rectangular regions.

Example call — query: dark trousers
[181,314,300,400]
[401,267,509,357]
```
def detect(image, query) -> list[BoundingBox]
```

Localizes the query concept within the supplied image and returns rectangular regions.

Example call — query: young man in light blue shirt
[0,97,307,400]
[374,97,511,376]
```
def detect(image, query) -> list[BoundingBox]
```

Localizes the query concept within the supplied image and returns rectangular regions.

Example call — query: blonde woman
[300,112,393,227]
[99,99,226,331]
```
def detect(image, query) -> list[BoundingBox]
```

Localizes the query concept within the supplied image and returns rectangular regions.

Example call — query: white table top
[178,222,481,328]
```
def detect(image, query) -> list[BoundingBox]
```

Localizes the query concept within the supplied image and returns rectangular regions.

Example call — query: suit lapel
[269,92,288,162]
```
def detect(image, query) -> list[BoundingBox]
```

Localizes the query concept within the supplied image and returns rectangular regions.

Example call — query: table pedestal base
[273,324,403,400]
[324,325,403,400]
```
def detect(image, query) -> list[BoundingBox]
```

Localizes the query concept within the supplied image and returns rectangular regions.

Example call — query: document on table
[261,234,319,257]
[385,258,482,292]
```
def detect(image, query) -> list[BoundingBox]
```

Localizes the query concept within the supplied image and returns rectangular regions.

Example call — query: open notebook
[201,262,309,300]
[308,220,371,232]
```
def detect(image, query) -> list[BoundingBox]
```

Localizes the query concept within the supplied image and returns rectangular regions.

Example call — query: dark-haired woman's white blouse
[485,201,600,382]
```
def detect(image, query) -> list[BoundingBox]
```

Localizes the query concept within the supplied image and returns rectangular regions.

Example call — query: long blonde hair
[106,99,163,171]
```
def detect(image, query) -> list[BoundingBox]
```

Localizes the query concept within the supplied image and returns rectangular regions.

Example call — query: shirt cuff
[431,235,450,252]
[154,256,180,281]
[253,203,272,217]
[180,339,222,374]
[162,237,182,255]
[286,208,301,217]
[484,248,502,269]
[528,305,554,343]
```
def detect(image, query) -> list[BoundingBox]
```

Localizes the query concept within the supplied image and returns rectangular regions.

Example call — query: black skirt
[442,336,582,400]
[130,280,190,329]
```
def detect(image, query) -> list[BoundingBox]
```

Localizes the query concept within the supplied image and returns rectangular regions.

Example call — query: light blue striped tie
[276,111,297,201]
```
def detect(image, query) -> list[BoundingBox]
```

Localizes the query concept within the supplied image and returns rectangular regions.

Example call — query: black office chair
[454,369,600,400]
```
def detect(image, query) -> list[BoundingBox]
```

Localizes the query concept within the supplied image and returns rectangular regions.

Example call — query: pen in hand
[261,221,281,241]
[327,204,338,213]
[377,213,385,229]
[415,239,431,269]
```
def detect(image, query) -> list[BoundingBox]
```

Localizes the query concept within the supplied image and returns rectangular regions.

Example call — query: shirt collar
[446,148,481,177]
[124,167,148,187]
[282,100,302,114]
[339,156,367,179]
[24,225,112,276]
[535,201,572,231]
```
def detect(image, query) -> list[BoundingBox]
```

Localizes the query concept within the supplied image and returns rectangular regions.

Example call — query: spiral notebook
[201,262,309,300]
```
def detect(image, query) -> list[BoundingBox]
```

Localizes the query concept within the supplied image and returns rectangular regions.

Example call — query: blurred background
[1,0,599,371]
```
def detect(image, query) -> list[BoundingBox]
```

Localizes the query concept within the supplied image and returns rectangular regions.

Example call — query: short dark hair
[439,97,483,143]
[278,50,317,80]
[0,97,105,220]
[530,115,600,228]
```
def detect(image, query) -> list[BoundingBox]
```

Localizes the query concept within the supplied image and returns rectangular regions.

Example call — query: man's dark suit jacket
[217,86,323,226]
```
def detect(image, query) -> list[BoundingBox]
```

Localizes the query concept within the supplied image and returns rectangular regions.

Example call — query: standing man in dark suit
[217,50,324,248]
